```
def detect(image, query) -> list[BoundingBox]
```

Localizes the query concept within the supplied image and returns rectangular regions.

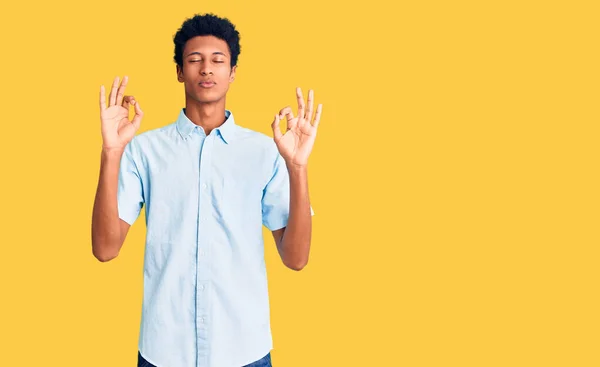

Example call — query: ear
[229,65,237,82]
[176,64,184,83]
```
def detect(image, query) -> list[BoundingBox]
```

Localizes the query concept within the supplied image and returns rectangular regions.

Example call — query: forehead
[183,35,230,56]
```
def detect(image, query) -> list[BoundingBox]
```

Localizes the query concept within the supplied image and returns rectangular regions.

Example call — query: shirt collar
[176,108,237,144]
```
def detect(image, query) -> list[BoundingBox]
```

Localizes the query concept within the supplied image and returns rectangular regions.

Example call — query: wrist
[101,145,125,157]
[285,160,308,172]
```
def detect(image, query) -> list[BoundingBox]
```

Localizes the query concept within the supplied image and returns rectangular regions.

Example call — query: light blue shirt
[117,108,313,367]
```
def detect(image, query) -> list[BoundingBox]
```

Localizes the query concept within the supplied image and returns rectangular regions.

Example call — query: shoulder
[234,125,272,144]
[132,123,176,144]
[127,122,177,150]
[123,123,177,164]
[233,125,280,158]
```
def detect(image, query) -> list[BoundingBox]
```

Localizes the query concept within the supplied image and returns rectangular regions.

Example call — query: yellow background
[0,0,598,366]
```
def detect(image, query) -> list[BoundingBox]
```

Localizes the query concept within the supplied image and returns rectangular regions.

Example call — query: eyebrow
[186,51,227,57]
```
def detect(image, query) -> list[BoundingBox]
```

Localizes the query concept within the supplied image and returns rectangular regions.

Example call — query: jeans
[137,350,272,367]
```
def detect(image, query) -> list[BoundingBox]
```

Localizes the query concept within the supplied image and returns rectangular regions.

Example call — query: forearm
[91,148,125,261]
[280,163,312,270]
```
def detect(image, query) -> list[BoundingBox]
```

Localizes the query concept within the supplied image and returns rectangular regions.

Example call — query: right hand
[99,76,144,151]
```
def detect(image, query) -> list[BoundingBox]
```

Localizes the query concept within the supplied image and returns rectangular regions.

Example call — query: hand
[99,76,144,151]
[271,87,323,168]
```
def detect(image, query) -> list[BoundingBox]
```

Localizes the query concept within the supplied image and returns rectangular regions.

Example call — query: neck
[184,97,227,136]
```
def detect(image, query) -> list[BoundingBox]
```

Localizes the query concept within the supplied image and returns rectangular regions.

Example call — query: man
[91,13,322,367]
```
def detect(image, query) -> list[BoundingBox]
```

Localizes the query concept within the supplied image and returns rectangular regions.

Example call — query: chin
[195,96,222,104]
[187,93,218,104]
[194,89,225,103]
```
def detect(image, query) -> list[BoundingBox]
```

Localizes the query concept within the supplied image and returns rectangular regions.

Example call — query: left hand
[271,87,323,168]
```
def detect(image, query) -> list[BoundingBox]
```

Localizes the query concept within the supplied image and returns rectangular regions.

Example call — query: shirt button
[202,183,208,190]
[200,285,205,291]
[199,250,205,256]
[200,317,205,324]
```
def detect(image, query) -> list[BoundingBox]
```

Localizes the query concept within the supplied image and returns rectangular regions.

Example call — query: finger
[116,76,128,106]
[122,95,134,111]
[305,89,314,124]
[313,104,323,129]
[278,106,293,119]
[109,76,119,106]
[99,85,107,111]
[131,100,143,130]
[271,114,283,141]
[278,107,294,131]
[296,87,305,120]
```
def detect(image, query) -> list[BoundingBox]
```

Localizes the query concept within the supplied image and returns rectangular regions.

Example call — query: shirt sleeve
[261,146,315,231]
[117,139,144,225]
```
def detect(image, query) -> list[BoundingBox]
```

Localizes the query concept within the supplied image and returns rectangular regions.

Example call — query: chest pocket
[222,172,265,225]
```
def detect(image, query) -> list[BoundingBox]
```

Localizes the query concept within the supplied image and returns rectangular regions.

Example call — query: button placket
[196,132,214,363]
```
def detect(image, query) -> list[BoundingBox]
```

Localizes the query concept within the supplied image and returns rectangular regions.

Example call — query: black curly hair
[173,13,241,69]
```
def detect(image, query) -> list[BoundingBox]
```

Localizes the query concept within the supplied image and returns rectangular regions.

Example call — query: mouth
[199,81,216,88]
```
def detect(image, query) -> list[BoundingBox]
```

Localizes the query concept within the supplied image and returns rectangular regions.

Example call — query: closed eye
[189,60,224,63]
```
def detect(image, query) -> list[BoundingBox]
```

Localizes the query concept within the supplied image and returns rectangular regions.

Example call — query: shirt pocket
[222,174,264,228]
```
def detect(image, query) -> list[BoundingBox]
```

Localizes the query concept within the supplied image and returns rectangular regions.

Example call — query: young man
[91,13,322,367]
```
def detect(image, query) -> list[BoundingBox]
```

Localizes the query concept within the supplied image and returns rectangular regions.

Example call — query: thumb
[271,114,283,142]
[131,100,144,130]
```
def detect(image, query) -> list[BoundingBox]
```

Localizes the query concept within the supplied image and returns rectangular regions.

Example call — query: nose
[200,63,213,76]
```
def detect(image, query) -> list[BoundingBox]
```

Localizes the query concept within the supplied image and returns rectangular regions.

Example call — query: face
[177,35,237,104]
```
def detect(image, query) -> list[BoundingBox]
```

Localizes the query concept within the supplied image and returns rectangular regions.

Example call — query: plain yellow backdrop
[0,0,599,366]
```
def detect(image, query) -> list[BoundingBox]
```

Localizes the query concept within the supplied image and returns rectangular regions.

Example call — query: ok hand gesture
[99,76,144,151]
[272,87,323,168]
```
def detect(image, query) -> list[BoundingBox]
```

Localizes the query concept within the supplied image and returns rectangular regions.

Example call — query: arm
[270,87,322,271]
[91,148,131,262]
[272,165,312,270]
[91,75,144,262]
